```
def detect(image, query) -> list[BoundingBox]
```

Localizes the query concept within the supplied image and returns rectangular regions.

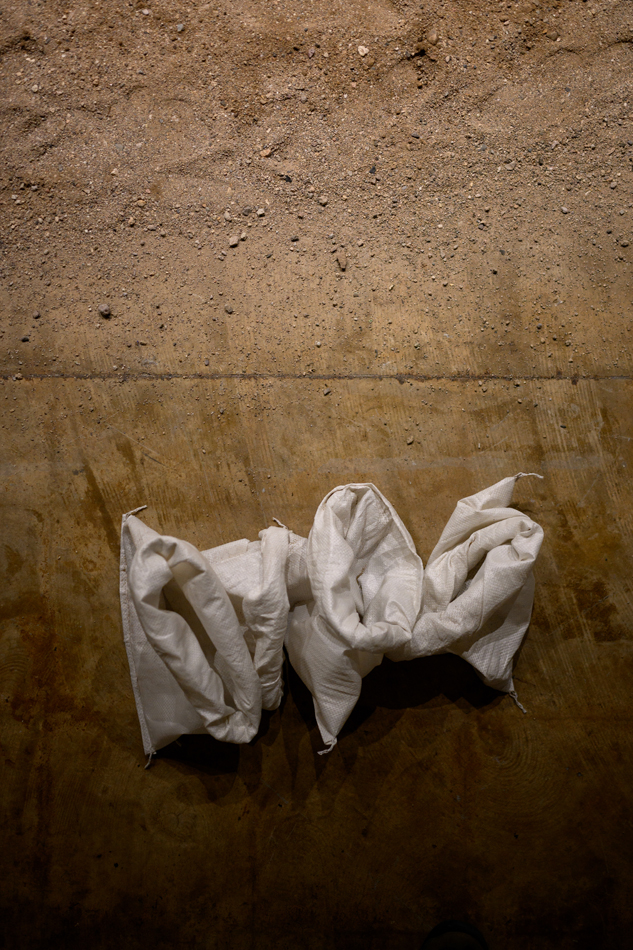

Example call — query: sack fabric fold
[120,475,543,756]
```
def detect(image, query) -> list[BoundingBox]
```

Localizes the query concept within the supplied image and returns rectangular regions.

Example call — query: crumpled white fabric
[120,475,543,757]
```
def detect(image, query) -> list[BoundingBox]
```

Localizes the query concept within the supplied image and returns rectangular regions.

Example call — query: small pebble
[318,195,328,206]
[407,436,414,445]
[561,206,569,214]
[257,208,265,217]
[358,45,369,57]
[224,304,233,314]
[260,147,272,158]
[229,235,239,247]
[315,340,322,347]
[336,249,347,271]
[324,388,331,396]
[176,23,184,32]
[224,211,232,221]
[33,311,41,319]
[427,28,439,45]
[21,336,30,343]
[98,304,111,318]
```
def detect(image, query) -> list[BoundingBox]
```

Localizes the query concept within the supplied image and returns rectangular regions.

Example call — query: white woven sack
[120,514,307,756]
[285,483,423,751]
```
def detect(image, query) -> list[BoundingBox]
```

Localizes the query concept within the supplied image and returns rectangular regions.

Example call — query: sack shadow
[152,655,504,792]
[153,707,281,801]
[339,654,504,744]
[282,651,504,760]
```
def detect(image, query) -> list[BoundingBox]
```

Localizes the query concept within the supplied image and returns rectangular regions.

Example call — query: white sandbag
[388,475,544,697]
[120,514,305,755]
[120,475,543,758]
[285,484,423,751]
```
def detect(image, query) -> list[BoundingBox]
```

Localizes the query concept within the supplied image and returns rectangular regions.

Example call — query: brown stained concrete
[2,0,633,947]
[2,375,633,949]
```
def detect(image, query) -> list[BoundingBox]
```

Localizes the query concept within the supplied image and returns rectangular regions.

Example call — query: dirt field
[2,0,633,947]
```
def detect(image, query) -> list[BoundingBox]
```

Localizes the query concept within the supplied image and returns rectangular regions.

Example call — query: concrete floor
[2,0,633,947]
[3,373,633,949]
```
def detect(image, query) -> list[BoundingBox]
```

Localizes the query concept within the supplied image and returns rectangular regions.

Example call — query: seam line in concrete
[1,372,631,382]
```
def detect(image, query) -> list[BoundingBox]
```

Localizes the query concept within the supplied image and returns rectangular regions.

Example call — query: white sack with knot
[120,474,543,758]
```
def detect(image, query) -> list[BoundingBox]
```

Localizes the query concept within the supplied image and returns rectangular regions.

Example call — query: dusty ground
[1,0,633,947]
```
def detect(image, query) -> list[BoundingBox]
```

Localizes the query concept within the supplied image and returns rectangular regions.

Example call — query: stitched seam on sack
[120,520,155,756]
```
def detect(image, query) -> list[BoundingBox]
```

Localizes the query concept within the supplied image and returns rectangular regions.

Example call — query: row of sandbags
[120,475,543,757]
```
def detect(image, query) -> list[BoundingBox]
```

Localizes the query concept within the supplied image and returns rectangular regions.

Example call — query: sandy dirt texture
[1,0,633,948]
